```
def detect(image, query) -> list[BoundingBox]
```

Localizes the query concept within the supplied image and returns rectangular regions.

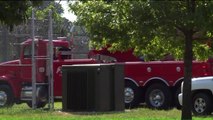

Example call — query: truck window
[54,46,71,60]
[91,54,117,63]
[23,45,36,58]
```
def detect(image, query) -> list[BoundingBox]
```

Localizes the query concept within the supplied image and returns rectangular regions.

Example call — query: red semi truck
[0,37,212,109]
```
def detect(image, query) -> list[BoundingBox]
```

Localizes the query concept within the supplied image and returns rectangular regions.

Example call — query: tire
[125,81,141,109]
[192,93,212,116]
[26,86,48,109]
[27,101,47,108]
[175,87,182,110]
[0,85,14,108]
[145,83,172,109]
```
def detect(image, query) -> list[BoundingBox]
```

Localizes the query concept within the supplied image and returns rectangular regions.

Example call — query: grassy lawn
[0,102,212,120]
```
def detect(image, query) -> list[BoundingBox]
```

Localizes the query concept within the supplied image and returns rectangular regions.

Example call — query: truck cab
[0,37,97,108]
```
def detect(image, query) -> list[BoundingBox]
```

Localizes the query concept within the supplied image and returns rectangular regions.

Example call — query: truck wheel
[125,81,141,108]
[192,93,212,115]
[0,85,14,107]
[27,101,47,108]
[145,83,172,109]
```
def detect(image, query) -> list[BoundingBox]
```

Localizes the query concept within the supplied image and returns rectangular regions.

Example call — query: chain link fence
[0,19,90,62]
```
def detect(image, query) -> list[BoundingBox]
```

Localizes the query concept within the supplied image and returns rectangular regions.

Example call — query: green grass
[0,103,212,120]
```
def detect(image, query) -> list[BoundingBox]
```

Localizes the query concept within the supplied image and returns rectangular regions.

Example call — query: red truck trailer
[0,37,212,109]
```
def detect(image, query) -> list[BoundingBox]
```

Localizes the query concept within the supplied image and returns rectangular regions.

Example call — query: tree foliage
[26,1,73,37]
[27,1,63,21]
[70,1,213,120]
[0,1,43,29]
[70,0,213,61]
[0,0,72,36]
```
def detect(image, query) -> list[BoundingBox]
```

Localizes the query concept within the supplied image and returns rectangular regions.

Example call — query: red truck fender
[143,77,170,87]
[173,77,184,86]
[0,75,21,99]
[125,77,140,87]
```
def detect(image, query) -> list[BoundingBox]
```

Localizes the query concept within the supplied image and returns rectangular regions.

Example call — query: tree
[70,1,213,119]
[0,1,43,30]
[26,1,73,38]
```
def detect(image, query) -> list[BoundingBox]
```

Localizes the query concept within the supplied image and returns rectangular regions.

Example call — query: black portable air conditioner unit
[62,63,124,112]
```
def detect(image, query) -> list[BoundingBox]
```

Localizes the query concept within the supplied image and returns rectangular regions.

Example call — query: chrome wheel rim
[194,98,206,113]
[125,87,134,103]
[149,89,164,107]
[0,91,7,106]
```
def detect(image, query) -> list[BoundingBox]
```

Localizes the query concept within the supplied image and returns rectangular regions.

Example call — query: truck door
[20,41,47,83]
[20,44,33,82]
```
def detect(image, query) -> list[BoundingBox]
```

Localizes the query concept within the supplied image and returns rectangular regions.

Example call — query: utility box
[62,63,124,112]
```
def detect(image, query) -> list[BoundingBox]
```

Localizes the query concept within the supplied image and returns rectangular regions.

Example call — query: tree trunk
[181,31,193,120]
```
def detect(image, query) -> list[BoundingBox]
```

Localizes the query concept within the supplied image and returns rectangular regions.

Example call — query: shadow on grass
[57,103,177,116]
[192,113,213,118]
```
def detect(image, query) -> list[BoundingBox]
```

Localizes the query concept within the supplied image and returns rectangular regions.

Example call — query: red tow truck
[0,37,212,109]
[89,47,212,109]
